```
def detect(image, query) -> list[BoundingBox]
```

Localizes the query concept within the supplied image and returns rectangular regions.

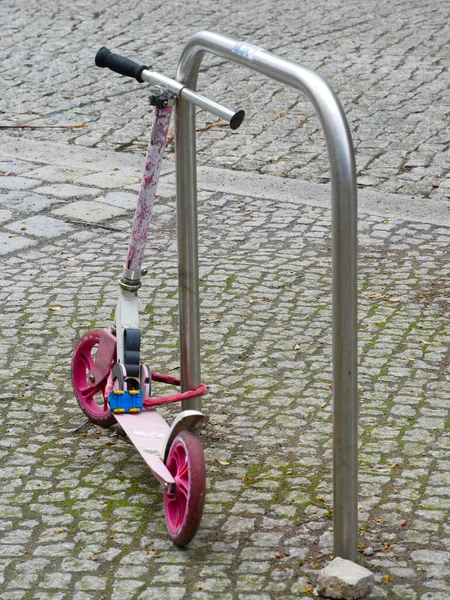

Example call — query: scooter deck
[114,409,175,486]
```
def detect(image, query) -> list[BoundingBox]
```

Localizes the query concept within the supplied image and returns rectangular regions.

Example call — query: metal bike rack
[174,31,358,562]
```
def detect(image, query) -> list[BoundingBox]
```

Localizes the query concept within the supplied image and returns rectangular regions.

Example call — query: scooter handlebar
[95,47,245,130]
[95,47,148,83]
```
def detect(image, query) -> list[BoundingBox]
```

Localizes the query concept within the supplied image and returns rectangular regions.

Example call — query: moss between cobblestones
[225,273,238,288]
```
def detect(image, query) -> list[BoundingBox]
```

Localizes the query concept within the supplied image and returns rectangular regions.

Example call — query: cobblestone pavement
[1,138,450,599]
[1,0,450,201]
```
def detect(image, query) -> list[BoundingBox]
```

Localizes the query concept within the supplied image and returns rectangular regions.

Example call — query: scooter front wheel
[71,329,116,427]
[164,430,206,546]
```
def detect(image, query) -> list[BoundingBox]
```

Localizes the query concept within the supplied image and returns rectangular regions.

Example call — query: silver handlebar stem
[140,69,243,127]
[174,31,358,562]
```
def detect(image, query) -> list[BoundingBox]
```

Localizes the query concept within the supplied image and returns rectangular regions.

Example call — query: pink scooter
[71,48,244,545]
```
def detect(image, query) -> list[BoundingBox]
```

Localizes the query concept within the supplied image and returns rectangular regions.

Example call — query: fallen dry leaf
[196,120,228,132]
[215,458,230,466]
[48,306,61,312]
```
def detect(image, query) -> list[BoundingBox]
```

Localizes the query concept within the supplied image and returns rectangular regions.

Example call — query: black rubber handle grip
[95,47,148,83]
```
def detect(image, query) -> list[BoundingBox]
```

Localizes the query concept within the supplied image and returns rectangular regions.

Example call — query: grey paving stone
[22,165,92,183]
[0,177,40,191]
[51,200,126,223]
[34,184,101,198]
[97,191,138,210]
[5,215,75,238]
[75,576,106,591]
[0,191,63,213]
[0,231,36,254]
[411,550,450,564]
[0,159,36,175]
[0,209,13,224]
[74,170,141,188]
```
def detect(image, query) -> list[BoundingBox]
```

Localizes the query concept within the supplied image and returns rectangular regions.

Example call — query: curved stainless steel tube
[175,31,358,561]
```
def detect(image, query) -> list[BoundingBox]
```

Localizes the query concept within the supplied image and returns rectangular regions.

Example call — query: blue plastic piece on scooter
[108,390,143,414]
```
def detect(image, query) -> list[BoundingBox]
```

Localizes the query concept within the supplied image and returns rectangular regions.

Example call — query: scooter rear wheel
[164,430,206,546]
[71,329,116,427]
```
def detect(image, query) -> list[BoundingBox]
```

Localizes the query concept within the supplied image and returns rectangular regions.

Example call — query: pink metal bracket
[144,372,207,408]
[87,328,116,384]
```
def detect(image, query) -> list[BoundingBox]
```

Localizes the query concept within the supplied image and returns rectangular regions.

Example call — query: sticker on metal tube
[231,42,261,61]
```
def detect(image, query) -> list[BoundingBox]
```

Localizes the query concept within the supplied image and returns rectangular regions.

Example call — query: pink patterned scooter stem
[125,105,173,272]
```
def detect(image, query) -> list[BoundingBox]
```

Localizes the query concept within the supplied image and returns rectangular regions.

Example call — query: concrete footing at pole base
[315,557,374,599]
